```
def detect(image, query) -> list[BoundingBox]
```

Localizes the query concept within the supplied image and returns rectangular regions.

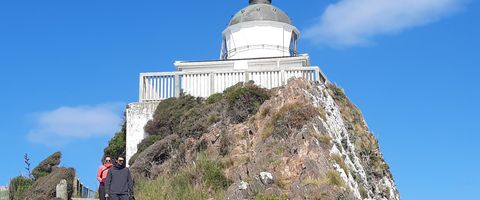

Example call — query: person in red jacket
[97,156,113,200]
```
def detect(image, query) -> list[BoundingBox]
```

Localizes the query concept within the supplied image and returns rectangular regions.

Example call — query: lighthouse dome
[229,1,293,26]
[221,0,299,60]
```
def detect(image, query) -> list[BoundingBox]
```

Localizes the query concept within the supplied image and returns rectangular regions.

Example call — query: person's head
[116,156,125,166]
[104,156,112,165]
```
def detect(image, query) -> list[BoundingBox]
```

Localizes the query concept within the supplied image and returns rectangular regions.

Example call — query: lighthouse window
[289,32,298,56]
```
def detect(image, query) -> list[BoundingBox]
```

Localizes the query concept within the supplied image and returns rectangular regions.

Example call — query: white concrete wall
[126,102,159,165]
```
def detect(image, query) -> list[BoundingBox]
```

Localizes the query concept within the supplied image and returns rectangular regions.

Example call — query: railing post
[174,73,180,98]
[281,70,286,85]
[244,71,250,83]
[209,73,215,95]
[73,178,78,197]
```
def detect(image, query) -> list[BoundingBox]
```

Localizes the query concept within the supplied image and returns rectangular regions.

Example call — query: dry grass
[303,177,324,187]
[326,170,346,188]
[313,131,332,145]
[332,153,350,175]
[262,103,319,139]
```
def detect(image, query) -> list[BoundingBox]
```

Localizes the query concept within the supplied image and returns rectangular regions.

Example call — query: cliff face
[131,78,400,200]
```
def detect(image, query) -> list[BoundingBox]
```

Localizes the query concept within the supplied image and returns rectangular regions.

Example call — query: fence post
[174,73,180,97]
[244,71,250,83]
[280,70,286,85]
[314,68,320,82]
[72,178,78,197]
[209,73,215,95]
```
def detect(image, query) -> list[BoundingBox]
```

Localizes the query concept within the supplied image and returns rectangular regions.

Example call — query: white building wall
[125,102,159,165]
[223,21,298,59]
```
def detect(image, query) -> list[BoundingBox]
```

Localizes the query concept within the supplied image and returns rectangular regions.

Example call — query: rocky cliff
[130,78,400,200]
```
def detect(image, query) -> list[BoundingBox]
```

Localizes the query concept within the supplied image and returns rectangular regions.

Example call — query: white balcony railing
[139,66,325,102]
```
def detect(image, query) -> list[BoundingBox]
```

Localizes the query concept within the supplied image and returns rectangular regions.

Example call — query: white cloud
[303,0,465,47]
[27,103,124,146]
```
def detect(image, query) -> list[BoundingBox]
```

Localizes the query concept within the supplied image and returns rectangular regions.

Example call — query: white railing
[139,66,325,102]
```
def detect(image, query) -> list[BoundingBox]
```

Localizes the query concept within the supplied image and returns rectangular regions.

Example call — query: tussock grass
[262,103,319,139]
[359,185,368,199]
[135,153,231,200]
[332,153,350,175]
[326,170,346,188]
[313,131,332,145]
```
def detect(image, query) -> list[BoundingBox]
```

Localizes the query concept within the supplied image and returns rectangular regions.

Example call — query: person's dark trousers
[98,183,106,200]
[109,194,129,200]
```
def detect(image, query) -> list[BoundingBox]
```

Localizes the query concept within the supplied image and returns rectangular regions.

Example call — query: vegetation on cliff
[9,152,75,200]
[125,79,399,200]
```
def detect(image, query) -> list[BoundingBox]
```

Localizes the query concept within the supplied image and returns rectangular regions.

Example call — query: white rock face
[126,102,159,165]
[305,84,400,200]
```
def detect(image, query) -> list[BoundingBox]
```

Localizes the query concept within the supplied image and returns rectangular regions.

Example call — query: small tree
[104,121,126,160]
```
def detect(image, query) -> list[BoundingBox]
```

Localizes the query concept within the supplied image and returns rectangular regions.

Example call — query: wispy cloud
[303,0,465,47]
[27,103,124,146]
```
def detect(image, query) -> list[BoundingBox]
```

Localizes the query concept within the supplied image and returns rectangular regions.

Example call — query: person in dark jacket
[105,156,134,200]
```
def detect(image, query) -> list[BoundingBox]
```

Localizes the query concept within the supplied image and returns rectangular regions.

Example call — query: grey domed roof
[229,3,293,26]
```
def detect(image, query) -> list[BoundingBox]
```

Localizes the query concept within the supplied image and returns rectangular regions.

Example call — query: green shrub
[143,83,270,143]
[144,96,202,138]
[224,82,270,123]
[206,93,223,104]
[104,121,126,159]
[207,113,220,124]
[8,176,34,199]
[128,135,162,165]
[137,135,162,154]
[31,152,61,180]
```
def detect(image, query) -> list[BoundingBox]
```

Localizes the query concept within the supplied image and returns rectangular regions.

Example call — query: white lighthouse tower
[221,0,299,60]
[125,0,327,164]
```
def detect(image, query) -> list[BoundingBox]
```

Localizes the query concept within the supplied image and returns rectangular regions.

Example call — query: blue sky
[0,0,478,199]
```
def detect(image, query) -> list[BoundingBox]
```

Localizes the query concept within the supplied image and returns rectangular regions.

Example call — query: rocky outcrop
[131,78,400,200]
[20,168,75,200]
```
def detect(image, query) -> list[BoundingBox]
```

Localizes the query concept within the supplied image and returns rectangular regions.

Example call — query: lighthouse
[125,0,327,164]
[221,0,299,59]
